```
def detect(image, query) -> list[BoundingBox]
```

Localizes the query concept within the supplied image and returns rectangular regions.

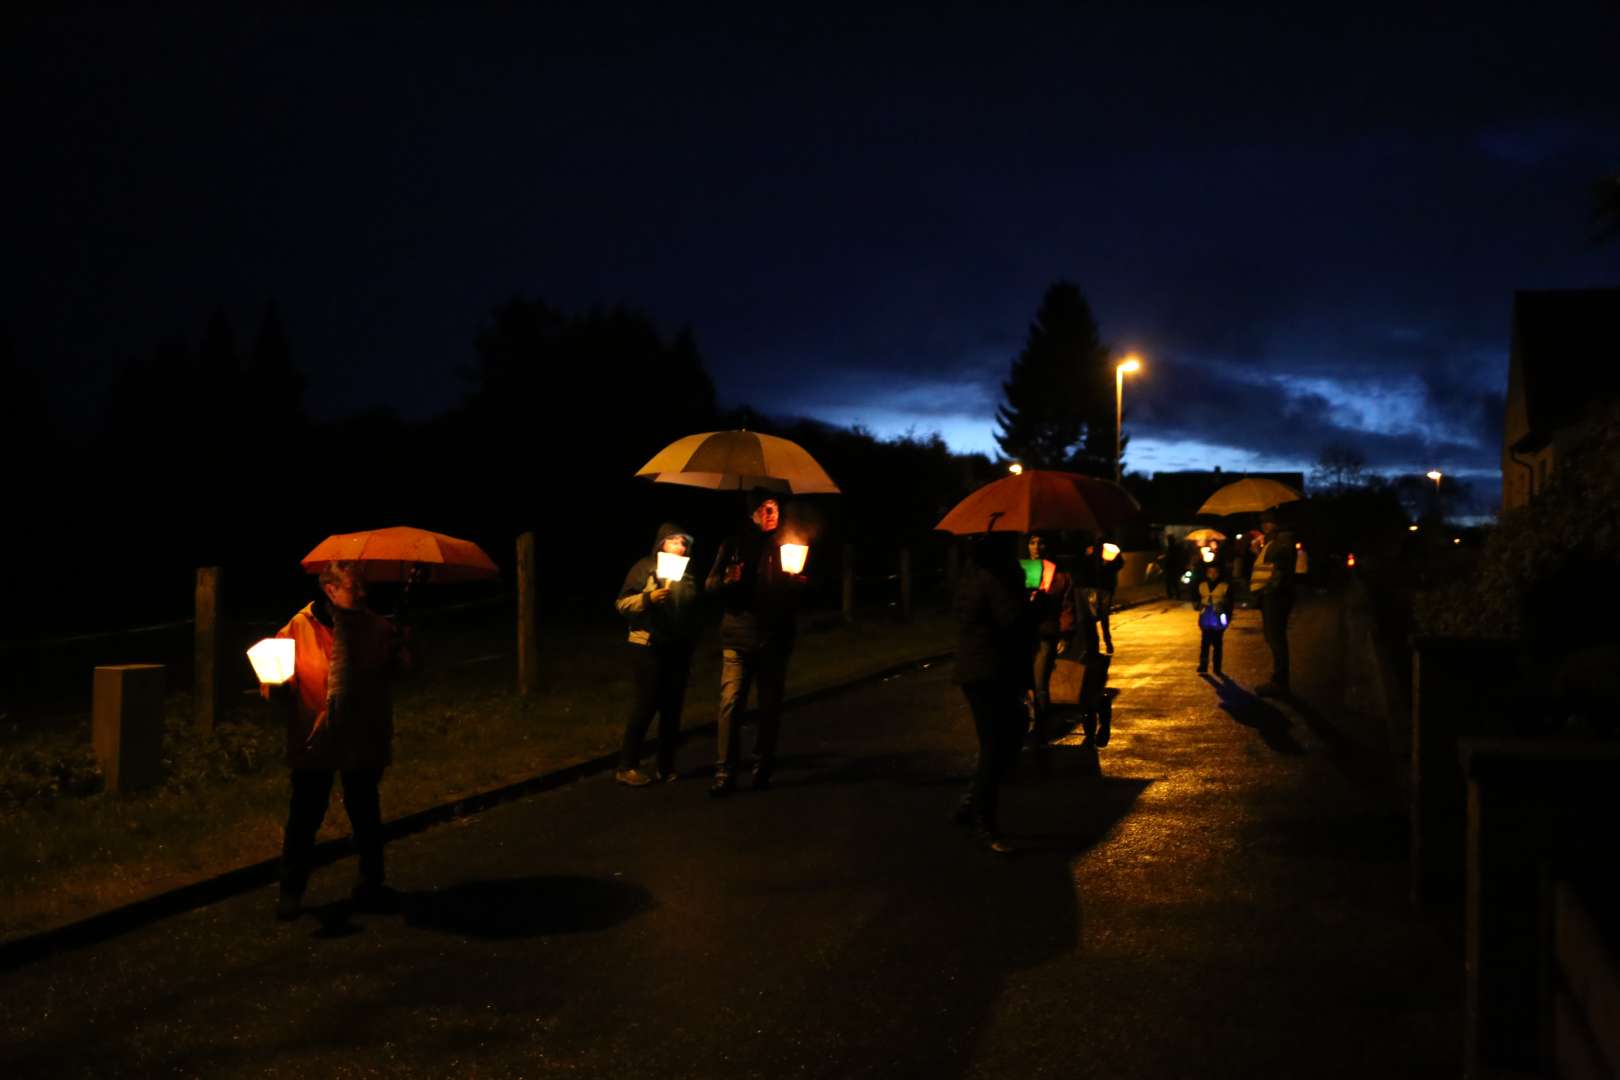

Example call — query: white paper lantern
[247,638,295,685]
[1101,543,1120,562]
[655,551,690,583]
[779,543,809,575]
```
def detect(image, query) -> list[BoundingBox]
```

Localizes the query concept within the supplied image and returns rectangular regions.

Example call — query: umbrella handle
[395,563,428,622]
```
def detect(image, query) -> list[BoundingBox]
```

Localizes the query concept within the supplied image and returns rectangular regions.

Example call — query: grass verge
[0,609,953,944]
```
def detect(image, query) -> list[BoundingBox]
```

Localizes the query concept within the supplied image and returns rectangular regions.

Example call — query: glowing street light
[1426,469,1443,494]
[1115,354,1142,484]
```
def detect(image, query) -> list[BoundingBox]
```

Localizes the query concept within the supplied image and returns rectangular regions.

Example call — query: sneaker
[987,837,1015,855]
[709,775,735,798]
[275,891,303,922]
[656,768,679,783]
[350,882,400,914]
[614,768,655,787]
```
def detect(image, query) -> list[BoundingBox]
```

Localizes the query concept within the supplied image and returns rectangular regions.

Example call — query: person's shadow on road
[1204,674,1305,754]
[396,876,653,940]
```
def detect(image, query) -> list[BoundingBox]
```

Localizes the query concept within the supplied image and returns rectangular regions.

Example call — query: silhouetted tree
[1310,443,1370,494]
[994,282,1115,473]
[243,301,305,439]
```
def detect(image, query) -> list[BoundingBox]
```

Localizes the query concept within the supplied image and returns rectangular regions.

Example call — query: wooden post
[899,546,913,621]
[94,664,167,793]
[517,532,539,697]
[841,544,855,624]
[193,566,221,734]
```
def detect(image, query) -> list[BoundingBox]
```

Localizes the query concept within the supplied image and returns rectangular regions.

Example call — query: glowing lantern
[1453,538,1461,545]
[655,551,690,583]
[1020,558,1042,589]
[1408,524,1419,532]
[1347,553,1357,568]
[1200,546,1216,563]
[1101,543,1120,562]
[1179,569,1194,585]
[779,543,809,575]
[247,638,295,685]
[1008,463,1024,475]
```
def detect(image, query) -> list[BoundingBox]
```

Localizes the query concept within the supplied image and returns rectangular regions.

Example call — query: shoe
[974,824,1013,855]
[987,837,1015,855]
[614,768,654,787]
[1213,668,1224,678]
[350,882,400,914]
[275,890,303,922]
[709,775,735,798]
[1196,665,1208,674]
[1256,681,1284,698]
[655,768,679,783]
[1096,717,1111,748]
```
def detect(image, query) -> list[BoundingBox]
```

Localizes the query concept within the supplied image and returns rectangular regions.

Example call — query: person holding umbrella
[260,561,417,921]
[1248,508,1297,696]
[705,490,806,796]
[614,522,702,785]
[1024,533,1076,752]
[952,533,1033,854]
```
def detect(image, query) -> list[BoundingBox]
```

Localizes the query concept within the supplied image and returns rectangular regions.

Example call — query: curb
[0,650,954,974]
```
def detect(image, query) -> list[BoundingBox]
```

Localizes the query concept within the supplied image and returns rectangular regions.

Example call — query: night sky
[7,3,1618,512]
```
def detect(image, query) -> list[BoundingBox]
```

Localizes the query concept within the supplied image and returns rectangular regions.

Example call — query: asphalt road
[0,592,1461,1078]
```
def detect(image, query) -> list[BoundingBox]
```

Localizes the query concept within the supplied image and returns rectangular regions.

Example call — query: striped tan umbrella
[634,430,840,494]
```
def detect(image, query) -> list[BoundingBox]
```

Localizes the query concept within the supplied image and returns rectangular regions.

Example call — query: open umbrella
[1185,527,1227,544]
[1196,478,1303,516]
[300,526,499,584]
[634,430,840,494]
[935,469,1142,535]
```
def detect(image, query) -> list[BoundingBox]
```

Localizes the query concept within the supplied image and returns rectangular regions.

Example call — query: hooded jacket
[616,522,702,648]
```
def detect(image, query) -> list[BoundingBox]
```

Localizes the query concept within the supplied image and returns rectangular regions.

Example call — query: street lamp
[1115,354,1142,484]
[1426,469,1443,493]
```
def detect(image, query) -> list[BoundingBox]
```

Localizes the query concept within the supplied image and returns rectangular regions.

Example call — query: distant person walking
[952,534,1034,854]
[705,491,805,797]
[1248,509,1297,696]
[1158,535,1188,601]
[260,562,417,921]
[614,522,702,786]
[1194,562,1231,676]
[1024,533,1076,751]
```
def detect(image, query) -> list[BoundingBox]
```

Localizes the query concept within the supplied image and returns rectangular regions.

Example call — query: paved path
[0,592,1460,1078]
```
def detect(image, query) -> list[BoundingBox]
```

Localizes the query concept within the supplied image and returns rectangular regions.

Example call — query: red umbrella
[299,526,499,584]
[935,470,1142,535]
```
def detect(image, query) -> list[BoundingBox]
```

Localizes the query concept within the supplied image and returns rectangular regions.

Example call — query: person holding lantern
[705,491,806,797]
[614,522,702,786]
[1023,533,1077,751]
[1194,561,1232,676]
[259,561,417,922]
[1089,534,1120,654]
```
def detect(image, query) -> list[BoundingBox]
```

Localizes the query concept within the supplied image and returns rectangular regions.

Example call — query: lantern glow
[1200,546,1216,563]
[247,638,295,685]
[655,551,690,583]
[779,543,809,575]
[1101,543,1120,562]
[1347,553,1357,568]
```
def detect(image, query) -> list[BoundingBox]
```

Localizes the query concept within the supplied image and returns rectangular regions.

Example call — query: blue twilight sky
[5,3,1618,513]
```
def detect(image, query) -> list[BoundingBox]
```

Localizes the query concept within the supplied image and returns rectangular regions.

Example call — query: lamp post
[1115,354,1142,483]
[1426,469,1443,519]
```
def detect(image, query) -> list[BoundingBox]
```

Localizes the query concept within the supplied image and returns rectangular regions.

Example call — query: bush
[1414,400,1620,643]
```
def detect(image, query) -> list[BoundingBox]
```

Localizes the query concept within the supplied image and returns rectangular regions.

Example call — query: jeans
[620,642,692,774]
[716,643,792,780]
[1199,628,1225,672]
[960,680,1025,833]
[1092,589,1115,650]
[1260,590,1293,686]
[1030,637,1059,744]
[281,767,385,897]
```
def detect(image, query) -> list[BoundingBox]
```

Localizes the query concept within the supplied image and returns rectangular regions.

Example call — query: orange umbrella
[1196,477,1302,515]
[300,526,499,583]
[634,430,840,494]
[935,469,1142,535]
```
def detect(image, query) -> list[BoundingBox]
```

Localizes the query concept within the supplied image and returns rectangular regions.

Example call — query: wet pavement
[0,592,1461,1078]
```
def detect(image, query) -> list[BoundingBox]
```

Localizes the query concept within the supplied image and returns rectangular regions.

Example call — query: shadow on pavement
[399,876,654,939]
[1206,674,1305,754]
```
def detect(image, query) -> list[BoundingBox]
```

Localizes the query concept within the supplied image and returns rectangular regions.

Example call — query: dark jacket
[953,559,1033,686]
[262,598,414,770]
[705,525,801,651]
[1093,548,1122,591]
[616,522,702,648]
